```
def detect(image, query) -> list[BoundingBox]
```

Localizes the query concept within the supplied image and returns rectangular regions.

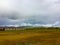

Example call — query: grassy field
[0,27,60,45]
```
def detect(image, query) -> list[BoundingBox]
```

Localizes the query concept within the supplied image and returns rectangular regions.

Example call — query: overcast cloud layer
[0,0,60,26]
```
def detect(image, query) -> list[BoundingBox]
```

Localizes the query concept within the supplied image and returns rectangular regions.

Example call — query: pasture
[0,27,60,45]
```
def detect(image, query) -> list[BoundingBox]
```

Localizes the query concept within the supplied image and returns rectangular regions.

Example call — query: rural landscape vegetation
[0,27,60,45]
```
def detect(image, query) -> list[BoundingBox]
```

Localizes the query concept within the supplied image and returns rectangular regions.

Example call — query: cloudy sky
[0,0,60,26]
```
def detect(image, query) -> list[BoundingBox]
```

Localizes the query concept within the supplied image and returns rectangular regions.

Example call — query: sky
[0,0,60,26]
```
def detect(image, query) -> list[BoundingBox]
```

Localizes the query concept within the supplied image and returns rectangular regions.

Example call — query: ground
[0,27,60,45]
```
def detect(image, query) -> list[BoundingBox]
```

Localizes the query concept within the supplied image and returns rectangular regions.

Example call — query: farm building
[0,27,24,31]
[0,27,5,31]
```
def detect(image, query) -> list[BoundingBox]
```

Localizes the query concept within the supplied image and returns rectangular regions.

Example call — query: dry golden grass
[0,28,60,45]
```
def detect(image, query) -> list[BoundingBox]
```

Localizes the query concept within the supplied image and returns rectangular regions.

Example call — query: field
[0,27,60,45]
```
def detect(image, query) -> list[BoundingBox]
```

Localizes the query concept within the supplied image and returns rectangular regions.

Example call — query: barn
[0,27,5,31]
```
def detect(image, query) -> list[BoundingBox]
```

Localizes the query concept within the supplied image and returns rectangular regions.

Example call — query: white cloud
[0,0,60,25]
[0,0,60,15]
